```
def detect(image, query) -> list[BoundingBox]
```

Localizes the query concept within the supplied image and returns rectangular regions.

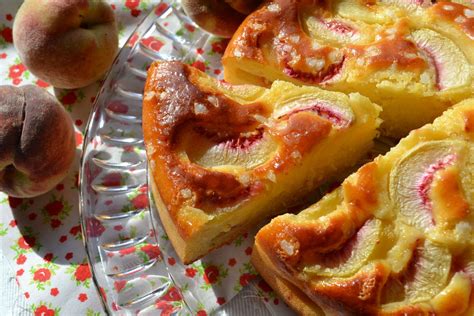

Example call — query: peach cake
[253,98,474,315]
[223,0,474,138]
[142,61,381,263]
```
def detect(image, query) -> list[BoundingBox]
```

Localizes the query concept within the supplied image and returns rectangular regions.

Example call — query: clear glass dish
[79,1,295,315]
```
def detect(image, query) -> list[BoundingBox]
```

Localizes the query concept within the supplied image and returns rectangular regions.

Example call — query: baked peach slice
[143,61,381,264]
[253,98,474,315]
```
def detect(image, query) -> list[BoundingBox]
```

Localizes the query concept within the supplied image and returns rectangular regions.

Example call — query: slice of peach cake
[143,61,381,264]
[223,0,474,138]
[254,98,474,315]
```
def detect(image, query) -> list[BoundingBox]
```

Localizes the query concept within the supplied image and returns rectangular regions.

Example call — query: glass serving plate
[79,1,295,315]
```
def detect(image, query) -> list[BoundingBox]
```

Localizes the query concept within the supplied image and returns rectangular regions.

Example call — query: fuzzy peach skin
[182,0,261,38]
[0,85,76,197]
[13,0,118,89]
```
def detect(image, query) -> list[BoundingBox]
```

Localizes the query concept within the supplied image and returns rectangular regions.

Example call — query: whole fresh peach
[13,0,118,89]
[0,85,76,197]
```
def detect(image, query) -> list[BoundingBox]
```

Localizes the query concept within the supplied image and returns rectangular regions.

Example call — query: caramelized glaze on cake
[254,99,474,315]
[223,0,474,138]
[143,61,381,263]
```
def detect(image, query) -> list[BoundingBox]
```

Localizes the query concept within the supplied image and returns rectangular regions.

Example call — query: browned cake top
[142,61,355,238]
[255,101,474,315]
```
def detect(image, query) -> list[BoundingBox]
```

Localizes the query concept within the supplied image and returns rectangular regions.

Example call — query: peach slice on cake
[253,98,474,315]
[223,0,474,138]
[143,61,381,264]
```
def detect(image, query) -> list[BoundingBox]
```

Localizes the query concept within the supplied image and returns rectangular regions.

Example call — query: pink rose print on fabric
[118,246,136,257]
[78,293,88,302]
[43,253,53,262]
[35,79,49,87]
[211,39,229,55]
[100,287,107,303]
[50,219,62,229]
[75,131,84,148]
[114,280,127,293]
[0,25,12,46]
[33,305,56,316]
[86,217,105,238]
[107,100,129,114]
[45,201,63,217]
[17,254,26,265]
[127,33,139,47]
[61,91,77,105]
[33,268,52,283]
[59,90,84,111]
[191,61,206,72]
[204,266,219,284]
[42,196,72,229]
[122,185,149,213]
[125,0,140,9]
[245,246,253,255]
[155,287,186,315]
[184,23,195,32]
[258,279,273,293]
[189,262,229,290]
[162,287,182,302]
[101,172,123,187]
[30,260,59,290]
[185,268,197,278]
[124,0,144,17]
[131,9,141,17]
[8,61,27,85]
[67,262,92,288]
[75,264,91,282]
[239,273,256,287]
[11,228,42,266]
[233,262,258,292]
[69,225,81,237]
[139,244,161,260]
[155,300,176,315]
[8,196,23,209]
[141,36,164,52]
[154,3,169,16]
[18,236,35,249]
[131,192,148,209]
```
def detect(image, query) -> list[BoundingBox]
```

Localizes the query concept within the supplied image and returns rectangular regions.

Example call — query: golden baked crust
[252,241,325,316]
[143,61,381,263]
[254,99,474,315]
[223,0,474,138]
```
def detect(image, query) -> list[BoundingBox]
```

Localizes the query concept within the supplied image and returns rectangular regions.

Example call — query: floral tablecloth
[0,1,163,315]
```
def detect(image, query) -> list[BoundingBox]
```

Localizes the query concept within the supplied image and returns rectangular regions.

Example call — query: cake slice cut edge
[252,98,474,315]
[143,61,382,264]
